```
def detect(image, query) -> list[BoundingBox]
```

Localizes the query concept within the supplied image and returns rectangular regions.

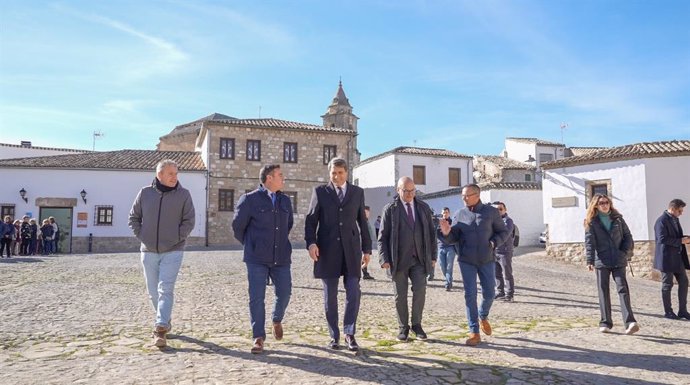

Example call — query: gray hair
[328,157,348,172]
[156,159,179,173]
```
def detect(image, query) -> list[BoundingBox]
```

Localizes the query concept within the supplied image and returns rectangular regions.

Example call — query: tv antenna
[559,122,568,144]
[93,131,105,151]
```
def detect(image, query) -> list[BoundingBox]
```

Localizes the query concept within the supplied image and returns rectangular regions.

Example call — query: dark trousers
[495,252,514,296]
[392,261,427,328]
[661,271,688,314]
[246,262,292,339]
[20,239,30,255]
[596,267,636,328]
[0,238,11,257]
[322,275,361,341]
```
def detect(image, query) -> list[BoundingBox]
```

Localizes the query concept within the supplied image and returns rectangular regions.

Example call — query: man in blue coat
[654,199,690,320]
[305,157,372,351]
[233,164,294,354]
[438,184,509,346]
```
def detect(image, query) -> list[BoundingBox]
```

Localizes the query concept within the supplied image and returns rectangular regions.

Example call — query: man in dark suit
[654,198,690,320]
[379,176,437,341]
[305,157,372,351]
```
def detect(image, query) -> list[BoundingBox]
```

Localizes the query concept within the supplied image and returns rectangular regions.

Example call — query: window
[283,142,298,163]
[413,165,426,185]
[246,140,261,161]
[525,174,532,182]
[284,191,298,213]
[95,206,113,225]
[538,153,554,163]
[323,145,337,165]
[1,205,15,220]
[585,179,612,207]
[219,189,235,211]
[448,168,461,187]
[219,138,235,159]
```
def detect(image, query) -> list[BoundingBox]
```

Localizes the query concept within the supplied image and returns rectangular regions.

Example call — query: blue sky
[1,0,688,159]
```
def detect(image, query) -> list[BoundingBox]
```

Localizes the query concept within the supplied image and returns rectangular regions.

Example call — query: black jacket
[378,196,438,276]
[585,213,633,268]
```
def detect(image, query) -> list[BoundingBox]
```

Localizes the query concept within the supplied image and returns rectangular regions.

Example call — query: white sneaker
[599,326,612,333]
[625,322,640,335]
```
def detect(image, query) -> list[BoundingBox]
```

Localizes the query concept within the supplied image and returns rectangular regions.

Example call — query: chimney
[20,141,32,147]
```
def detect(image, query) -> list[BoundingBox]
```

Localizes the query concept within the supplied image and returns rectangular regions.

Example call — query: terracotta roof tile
[0,150,206,171]
[542,140,690,169]
[0,142,90,153]
[213,117,355,134]
[566,147,606,157]
[474,155,536,170]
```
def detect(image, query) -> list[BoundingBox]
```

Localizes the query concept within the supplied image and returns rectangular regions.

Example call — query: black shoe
[445,285,451,292]
[494,292,505,300]
[362,273,375,280]
[397,326,410,341]
[677,312,690,320]
[411,324,427,340]
[428,276,434,281]
[504,296,514,302]
[328,339,340,349]
[345,334,359,351]
[664,312,680,320]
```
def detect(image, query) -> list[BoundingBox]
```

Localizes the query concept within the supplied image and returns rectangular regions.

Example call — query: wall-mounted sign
[77,212,88,228]
[552,196,577,208]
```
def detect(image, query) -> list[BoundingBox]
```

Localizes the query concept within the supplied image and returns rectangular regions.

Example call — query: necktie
[270,192,276,207]
[406,203,414,225]
[337,187,344,203]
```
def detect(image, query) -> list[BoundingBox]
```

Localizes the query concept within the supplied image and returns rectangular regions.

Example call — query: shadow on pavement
[0,257,45,263]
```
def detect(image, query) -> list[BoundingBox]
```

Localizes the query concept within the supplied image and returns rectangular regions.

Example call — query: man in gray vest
[379,176,437,341]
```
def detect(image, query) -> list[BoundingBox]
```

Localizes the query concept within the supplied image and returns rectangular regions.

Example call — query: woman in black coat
[585,194,639,335]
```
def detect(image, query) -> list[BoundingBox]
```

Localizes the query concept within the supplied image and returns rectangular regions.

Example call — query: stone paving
[1,246,689,385]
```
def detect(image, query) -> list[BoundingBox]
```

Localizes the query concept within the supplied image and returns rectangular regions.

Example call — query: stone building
[158,81,361,246]
[473,155,537,184]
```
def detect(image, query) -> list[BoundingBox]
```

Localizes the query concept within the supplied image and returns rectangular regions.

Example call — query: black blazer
[654,211,690,273]
[304,182,372,279]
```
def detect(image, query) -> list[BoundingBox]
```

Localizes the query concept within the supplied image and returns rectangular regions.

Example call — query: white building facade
[541,140,690,278]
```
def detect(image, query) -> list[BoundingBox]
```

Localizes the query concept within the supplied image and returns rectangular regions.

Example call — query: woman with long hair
[585,194,639,334]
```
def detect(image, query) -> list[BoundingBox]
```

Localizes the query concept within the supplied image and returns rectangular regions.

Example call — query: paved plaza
[1,247,689,385]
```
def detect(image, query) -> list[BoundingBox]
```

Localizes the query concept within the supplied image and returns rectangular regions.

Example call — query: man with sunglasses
[438,184,509,346]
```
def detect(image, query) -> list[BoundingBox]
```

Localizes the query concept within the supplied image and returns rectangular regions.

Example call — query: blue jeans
[246,262,292,339]
[459,260,495,333]
[438,247,456,288]
[141,250,184,329]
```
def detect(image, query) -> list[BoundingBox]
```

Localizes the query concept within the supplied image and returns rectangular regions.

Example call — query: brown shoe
[465,333,481,346]
[153,326,167,348]
[479,318,492,336]
[272,322,283,340]
[251,337,264,354]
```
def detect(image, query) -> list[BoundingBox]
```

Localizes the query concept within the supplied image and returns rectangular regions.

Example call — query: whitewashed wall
[480,189,544,245]
[643,155,690,238]
[353,154,396,188]
[395,154,472,194]
[0,168,207,238]
[504,141,535,164]
[542,159,651,243]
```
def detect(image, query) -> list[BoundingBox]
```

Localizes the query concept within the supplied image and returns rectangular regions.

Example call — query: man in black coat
[305,157,372,351]
[654,198,690,320]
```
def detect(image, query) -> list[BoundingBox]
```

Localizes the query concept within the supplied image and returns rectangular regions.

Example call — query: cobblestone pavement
[1,247,689,385]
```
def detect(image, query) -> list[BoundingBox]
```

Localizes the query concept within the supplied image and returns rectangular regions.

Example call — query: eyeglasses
[597,201,610,206]
[461,193,478,198]
[400,189,415,193]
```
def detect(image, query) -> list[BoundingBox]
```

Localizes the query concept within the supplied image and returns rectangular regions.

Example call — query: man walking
[654,199,690,320]
[438,184,509,346]
[129,159,195,348]
[437,207,456,291]
[232,164,294,354]
[492,202,516,302]
[379,176,437,341]
[305,157,372,351]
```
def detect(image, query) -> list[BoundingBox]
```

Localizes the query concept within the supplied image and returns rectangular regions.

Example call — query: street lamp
[19,188,28,203]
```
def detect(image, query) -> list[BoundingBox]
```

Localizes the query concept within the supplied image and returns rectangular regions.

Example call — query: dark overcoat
[304,182,372,279]
[654,211,690,273]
